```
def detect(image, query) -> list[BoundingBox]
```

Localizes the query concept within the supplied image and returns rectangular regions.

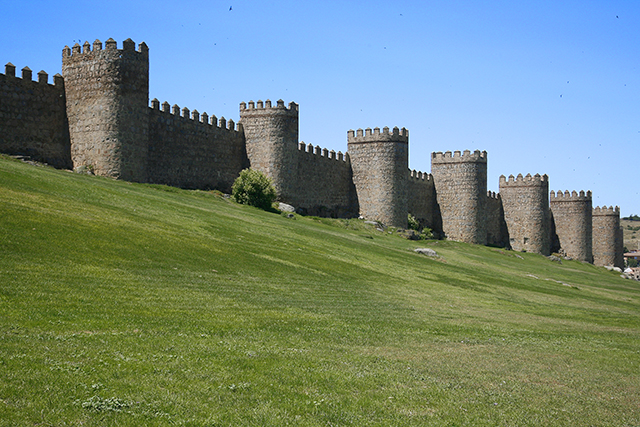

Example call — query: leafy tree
[232,169,277,210]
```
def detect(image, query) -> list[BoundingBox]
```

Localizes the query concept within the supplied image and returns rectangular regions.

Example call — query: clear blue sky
[2,1,638,215]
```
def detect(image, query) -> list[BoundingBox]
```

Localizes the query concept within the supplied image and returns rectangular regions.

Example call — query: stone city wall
[292,143,357,217]
[486,191,507,247]
[147,100,248,192]
[407,170,438,231]
[0,37,626,267]
[0,63,71,169]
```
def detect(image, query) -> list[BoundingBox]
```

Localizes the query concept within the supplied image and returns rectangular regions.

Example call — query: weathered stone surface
[348,127,409,228]
[550,190,593,263]
[0,66,71,169]
[62,39,149,182]
[414,248,438,257]
[500,174,551,254]
[278,202,295,212]
[431,150,487,245]
[592,206,624,269]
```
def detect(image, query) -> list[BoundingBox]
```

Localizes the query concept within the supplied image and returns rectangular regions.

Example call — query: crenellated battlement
[298,142,348,163]
[149,98,241,133]
[408,169,433,183]
[239,99,298,117]
[550,190,592,201]
[593,206,620,216]
[62,38,148,59]
[2,63,64,87]
[487,191,500,200]
[499,173,548,186]
[431,149,487,164]
[346,126,408,144]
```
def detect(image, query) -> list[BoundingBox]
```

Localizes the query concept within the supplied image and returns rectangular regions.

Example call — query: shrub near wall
[232,169,277,210]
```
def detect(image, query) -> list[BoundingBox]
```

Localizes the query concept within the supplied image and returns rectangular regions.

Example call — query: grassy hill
[1,155,639,426]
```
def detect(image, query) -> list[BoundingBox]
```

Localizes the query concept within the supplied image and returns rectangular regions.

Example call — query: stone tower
[592,206,624,268]
[347,127,409,228]
[499,173,551,254]
[239,100,299,201]
[550,190,593,262]
[62,38,149,182]
[431,150,487,245]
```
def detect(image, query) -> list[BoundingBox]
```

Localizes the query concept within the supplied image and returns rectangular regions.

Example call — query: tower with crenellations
[592,206,624,268]
[347,126,409,228]
[239,100,299,201]
[550,190,593,262]
[62,38,149,182]
[431,150,487,245]
[499,173,551,254]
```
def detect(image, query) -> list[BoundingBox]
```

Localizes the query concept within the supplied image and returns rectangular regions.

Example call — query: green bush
[232,169,277,210]
[420,228,434,240]
[407,213,420,231]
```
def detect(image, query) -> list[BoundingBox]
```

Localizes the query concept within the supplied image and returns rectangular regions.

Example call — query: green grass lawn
[1,155,639,426]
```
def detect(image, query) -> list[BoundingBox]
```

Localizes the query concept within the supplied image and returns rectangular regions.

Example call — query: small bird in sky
[229,6,233,11]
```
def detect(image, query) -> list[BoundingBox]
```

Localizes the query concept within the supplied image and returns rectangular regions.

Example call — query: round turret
[347,126,409,227]
[62,38,149,181]
[592,206,623,268]
[431,150,487,244]
[499,173,550,254]
[239,100,299,201]
[550,190,593,262]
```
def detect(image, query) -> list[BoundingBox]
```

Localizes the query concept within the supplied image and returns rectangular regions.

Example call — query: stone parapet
[347,127,408,144]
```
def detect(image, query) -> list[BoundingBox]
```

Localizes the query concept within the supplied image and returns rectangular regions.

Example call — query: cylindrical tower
[62,38,149,182]
[347,126,409,228]
[592,206,624,268]
[550,190,593,262]
[431,150,487,244]
[499,173,551,254]
[239,99,299,201]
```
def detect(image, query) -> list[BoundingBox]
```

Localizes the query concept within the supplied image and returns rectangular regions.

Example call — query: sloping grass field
[1,155,639,426]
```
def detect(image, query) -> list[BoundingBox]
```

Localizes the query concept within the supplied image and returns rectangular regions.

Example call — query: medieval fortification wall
[0,37,626,267]
[407,170,437,232]
[148,100,248,192]
[294,142,357,218]
[0,64,71,169]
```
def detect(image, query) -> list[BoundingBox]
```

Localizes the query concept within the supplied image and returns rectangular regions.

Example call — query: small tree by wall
[232,169,277,211]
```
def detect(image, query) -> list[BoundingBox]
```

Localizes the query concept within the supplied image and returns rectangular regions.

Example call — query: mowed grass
[1,155,639,426]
